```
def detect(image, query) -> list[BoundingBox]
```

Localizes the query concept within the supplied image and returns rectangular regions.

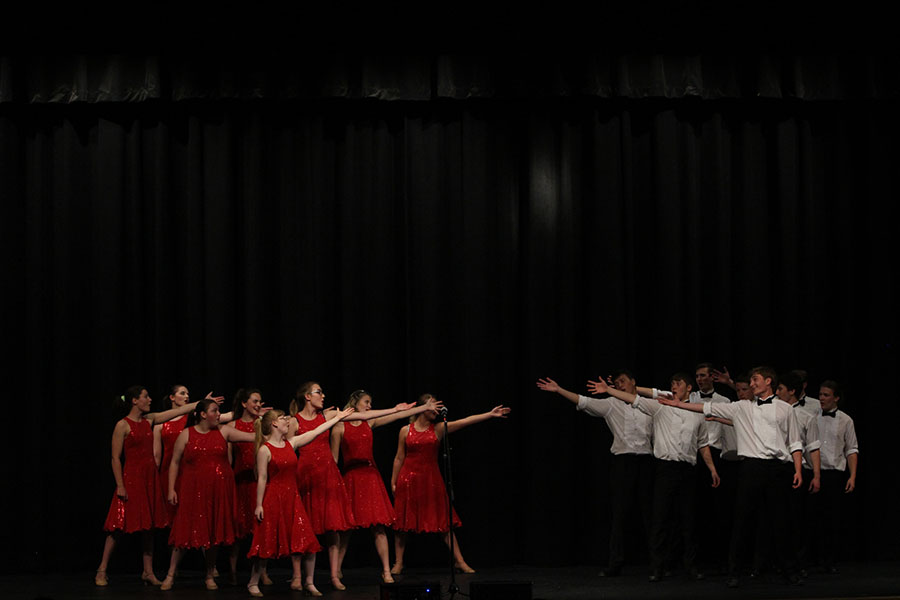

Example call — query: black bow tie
[822,410,837,418]
[757,396,774,406]
[700,392,714,399]
[797,398,805,407]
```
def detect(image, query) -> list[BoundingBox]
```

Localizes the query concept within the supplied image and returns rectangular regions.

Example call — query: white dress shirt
[702,396,803,463]
[791,403,821,469]
[817,409,858,471]
[796,394,822,418]
[633,396,709,466]
[689,389,730,450]
[577,395,653,456]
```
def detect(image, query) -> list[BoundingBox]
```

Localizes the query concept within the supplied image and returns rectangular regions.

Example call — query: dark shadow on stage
[5,562,900,600]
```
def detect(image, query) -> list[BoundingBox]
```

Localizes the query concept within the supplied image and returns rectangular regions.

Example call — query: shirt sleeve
[703,400,739,420]
[804,414,821,452]
[843,416,859,456]
[577,395,612,418]
[632,395,660,417]
[786,407,804,454]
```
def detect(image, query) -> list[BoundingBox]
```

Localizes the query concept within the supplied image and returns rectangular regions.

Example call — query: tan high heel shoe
[302,583,323,597]
[247,584,264,597]
[331,576,346,591]
[141,571,162,586]
[205,576,219,590]
[160,574,175,591]
[382,571,395,584]
[390,562,403,575]
[94,570,108,586]
[454,562,476,574]
[260,572,274,585]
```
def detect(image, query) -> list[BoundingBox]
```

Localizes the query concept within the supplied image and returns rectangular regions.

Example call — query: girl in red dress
[224,388,268,584]
[95,385,217,587]
[390,395,511,575]
[161,399,255,591]
[288,381,415,591]
[247,406,354,597]
[330,390,443,583]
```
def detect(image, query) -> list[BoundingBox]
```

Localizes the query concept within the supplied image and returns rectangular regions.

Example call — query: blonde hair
[254,409,285,454]
[345,389,369,410]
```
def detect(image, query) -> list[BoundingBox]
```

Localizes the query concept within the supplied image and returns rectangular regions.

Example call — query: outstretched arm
[657,395,705,413]
[290,407,355,449]
[391,426,409,494]
[536,377,580,404]
[370,397,444,429]
[149,393,224,426]
[327,402,416,423]
[587,378,638,404]
[221,426,256,444]
[445,405,511,435]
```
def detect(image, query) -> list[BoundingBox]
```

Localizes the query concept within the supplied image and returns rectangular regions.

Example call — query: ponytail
[289,382,318,416]
[254,409,285,454]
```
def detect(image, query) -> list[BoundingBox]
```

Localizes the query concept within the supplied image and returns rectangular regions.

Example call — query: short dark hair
[820,379,842,399]
[734,371,750,384]
[779,371,802,397]
[750,365,778,390]
[695,362,715,372]
[791,369,809,384]
[611,368,635,381]
[670,372,696,390]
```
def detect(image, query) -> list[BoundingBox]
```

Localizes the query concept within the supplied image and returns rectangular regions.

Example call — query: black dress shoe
[785,573,802,586]
[727,577,739,588]
[599,567,621,577]
[689,568,705,581]
[648,571,662,583]
[825,565,840,574]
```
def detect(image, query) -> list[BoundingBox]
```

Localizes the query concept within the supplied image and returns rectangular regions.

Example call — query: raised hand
[393,402,416,412]
[586,378,608,395]
[711,367,733,384]
[205,391,225,405]
[536,377,560,393]
[489,405,511,418]
[337,407,356,420]
[424,397,444,413]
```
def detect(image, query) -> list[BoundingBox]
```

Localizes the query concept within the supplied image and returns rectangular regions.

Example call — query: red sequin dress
[103,417,163,533]
[393,422,461,532]
[248,442,322,558]
[169,427,237,548]
[157,414,188,527]
[340,421,395,527]
[232,418,258,539]
[294,412,355,534]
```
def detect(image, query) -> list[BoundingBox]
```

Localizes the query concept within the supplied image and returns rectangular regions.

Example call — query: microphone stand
[440,409,461,599]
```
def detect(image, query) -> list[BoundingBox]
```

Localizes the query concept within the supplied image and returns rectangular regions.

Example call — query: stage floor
[5,562,900,600]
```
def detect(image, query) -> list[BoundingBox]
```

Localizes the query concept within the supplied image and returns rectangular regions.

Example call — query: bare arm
[845,453,858,493]
[808,449,821,493]
[370,398,444,429]
[391,426,408,494]
[168,429,189,505]
[536,377,580,404]
[330,422,345,462]
[152,423,163,468]
[699,446,720,488]
[110,420,129,499]
[587,378,637,404]
[444,405,511,435]
[221,426,256,444]
[254,445,271,522]
[791,450,803,489]
[290,407,355,450]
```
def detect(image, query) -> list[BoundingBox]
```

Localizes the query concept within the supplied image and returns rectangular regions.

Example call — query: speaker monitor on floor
[379,581,442,600]
[469,580,533,600]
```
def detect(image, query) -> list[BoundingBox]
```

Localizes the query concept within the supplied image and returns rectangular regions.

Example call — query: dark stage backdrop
[1,83,898,572]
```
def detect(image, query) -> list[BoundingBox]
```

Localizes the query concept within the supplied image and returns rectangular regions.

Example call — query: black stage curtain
[3,52,900,103]
[2,94,897,572]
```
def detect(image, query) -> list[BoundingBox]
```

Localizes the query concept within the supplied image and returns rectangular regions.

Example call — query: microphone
[438,407,448,419]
